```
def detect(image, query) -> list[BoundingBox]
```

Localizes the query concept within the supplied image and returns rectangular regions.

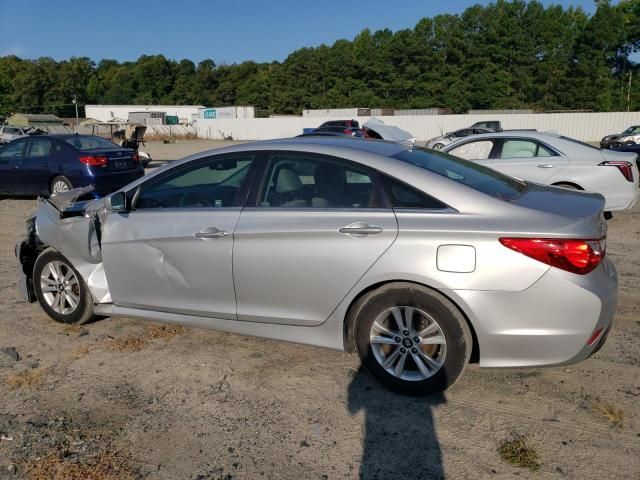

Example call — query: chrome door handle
[339,222,383,235]
[537,164,555,168]
[195,227,228,239]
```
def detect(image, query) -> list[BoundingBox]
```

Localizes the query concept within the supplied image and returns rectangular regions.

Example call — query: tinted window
[393,147,526,201]
[3,127,19,134]
[136,155,254,209]
[383,176,447,209]
[448,140,495,160]
[64,136,119,151]
[260,153,379,208]
[0,140,26,161]
[28,138,52,158]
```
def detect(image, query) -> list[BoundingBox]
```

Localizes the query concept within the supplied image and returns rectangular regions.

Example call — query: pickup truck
[0,125,28,144]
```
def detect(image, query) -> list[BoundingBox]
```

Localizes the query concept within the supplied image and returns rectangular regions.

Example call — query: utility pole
[627,71,632,112]
[72,94,79,132]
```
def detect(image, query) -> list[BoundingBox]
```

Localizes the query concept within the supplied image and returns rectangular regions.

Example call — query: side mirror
[108,191,127,212]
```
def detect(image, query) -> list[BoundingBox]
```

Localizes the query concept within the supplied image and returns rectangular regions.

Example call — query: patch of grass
[71,344,91,359]
[594,399,624,427]
[497,433,541,471]
[5,367,48,389]
[145,323,186,340]
[104,336,147,352]
[25,450,135,480]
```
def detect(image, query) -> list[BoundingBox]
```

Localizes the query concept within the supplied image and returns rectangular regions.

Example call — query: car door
[233,151,398,327]
[19,137,57,194]
[101,152,260,319]
[0,139,28,194]
[485,138,568,183]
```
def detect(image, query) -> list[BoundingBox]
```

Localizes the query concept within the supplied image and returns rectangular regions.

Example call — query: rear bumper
[448,257,618,368]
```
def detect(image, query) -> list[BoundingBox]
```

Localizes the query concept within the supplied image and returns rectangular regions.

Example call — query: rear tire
[354,283,472,395]
[432,143,445,150]
[33,249,95,325]
[50,176,73,194]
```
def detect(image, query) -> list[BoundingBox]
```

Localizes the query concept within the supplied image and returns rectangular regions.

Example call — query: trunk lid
[510,183,607,238]
[83,147,138,171]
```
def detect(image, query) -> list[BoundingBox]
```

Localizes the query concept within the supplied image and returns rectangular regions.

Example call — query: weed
[497,433,540,471]
[145,323,186,340]
[104,336,147,352]
[25,449,135,480]
[594,399,624,427]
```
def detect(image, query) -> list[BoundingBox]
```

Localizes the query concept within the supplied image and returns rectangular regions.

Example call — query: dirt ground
[0,142,639,479]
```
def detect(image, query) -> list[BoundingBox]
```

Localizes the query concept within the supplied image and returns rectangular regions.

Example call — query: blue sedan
[0,134,145,196]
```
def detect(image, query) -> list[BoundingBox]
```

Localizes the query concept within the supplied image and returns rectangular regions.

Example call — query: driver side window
[135,154,255,209]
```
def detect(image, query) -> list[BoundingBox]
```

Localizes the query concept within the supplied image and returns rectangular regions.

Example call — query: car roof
[246,136,410,156]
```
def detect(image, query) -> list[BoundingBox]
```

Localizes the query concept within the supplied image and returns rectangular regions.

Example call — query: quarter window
[135,155,255,209]
[260,153,379,208]
[383,176,447,209]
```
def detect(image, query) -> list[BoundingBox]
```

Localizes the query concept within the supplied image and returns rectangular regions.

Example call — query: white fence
[196,112,640,142]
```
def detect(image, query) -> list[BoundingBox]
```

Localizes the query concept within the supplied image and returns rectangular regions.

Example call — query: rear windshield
[559,136,600,150]
[393,147,526,201]
[64,136,119,151]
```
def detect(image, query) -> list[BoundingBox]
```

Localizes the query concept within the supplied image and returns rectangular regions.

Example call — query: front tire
[432,143,445,150]
[353,283,472,395]
[33,249,95,324]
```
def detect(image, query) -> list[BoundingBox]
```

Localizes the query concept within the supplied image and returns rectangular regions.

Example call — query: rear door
[0,139,28,194]
[101,152,259,319]
[486,138,568,183]
[233,151,398,326]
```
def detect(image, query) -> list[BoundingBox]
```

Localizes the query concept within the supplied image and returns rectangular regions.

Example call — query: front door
[0,139,27,194]
[20,137,57,195]
[233,151,398,326]
[101,152,258,319]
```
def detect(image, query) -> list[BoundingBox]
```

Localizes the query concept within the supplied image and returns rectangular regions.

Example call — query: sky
[0,0,602,64]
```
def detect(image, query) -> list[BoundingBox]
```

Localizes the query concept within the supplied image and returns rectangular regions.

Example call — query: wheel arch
[342,279,480,363]
[551,181,583,190]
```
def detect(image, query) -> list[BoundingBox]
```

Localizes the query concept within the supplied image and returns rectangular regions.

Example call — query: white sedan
[443,132,640,211]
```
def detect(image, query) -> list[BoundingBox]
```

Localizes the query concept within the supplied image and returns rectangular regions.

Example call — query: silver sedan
[17,138,617,395]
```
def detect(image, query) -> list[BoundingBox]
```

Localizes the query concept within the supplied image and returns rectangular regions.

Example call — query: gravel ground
[0,141,638,479]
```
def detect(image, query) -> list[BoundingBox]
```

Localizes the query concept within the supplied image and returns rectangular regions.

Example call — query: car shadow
[347,368,445,480]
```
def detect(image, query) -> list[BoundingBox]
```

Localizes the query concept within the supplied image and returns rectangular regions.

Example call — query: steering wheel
[180,191,211,208]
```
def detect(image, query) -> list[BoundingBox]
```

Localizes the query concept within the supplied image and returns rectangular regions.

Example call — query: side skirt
[93,304,345,351]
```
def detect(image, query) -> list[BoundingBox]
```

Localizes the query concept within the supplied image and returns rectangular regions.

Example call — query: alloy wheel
[39,260,80,315]
[52,180,70,193]
[369,306,447,381]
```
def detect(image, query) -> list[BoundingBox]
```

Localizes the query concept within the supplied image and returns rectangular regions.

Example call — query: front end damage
[16,186,112,305]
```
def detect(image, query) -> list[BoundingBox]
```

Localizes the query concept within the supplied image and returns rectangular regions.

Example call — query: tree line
[0,0,638,118]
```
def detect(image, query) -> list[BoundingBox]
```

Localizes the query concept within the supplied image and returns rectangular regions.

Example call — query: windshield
[64,136,119,151]
[622,126,640,135]
[393,147,526,201]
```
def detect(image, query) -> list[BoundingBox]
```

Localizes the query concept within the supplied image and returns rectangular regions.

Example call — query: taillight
[599,160,633,182]
[132,153,140,162]
[499,237,605,275]
[344,129,353,135]
[79,155,107,167]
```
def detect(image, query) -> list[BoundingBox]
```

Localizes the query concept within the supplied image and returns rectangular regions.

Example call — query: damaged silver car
[17,138,617,395]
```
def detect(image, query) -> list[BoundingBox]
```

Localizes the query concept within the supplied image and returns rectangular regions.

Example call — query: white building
[84,105,206,124]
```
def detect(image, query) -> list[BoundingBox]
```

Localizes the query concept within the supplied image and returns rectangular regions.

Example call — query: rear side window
[259,153,380,208]
[499,139,555,159]
[383,176,447,210]
[393,147,526,201]
[28,138,52,158]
